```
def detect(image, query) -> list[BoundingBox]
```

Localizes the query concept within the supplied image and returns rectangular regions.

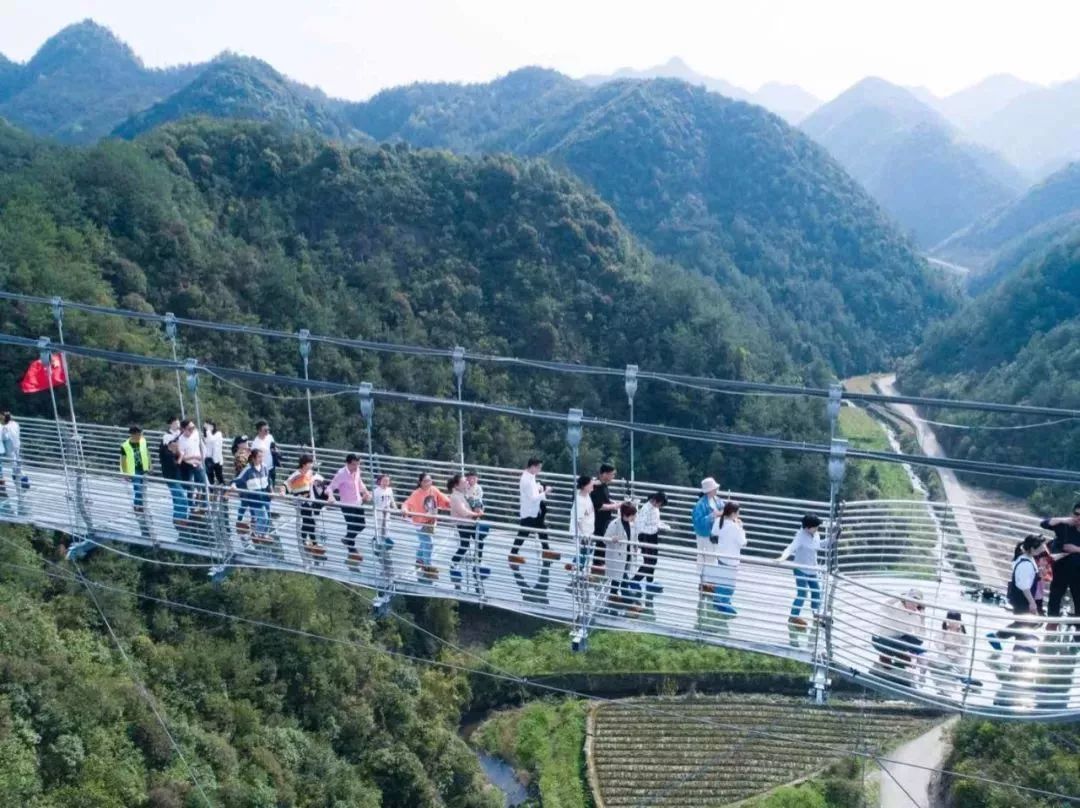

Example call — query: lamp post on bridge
[359,382,391,615]
[164,312,185,419]
[453,347,466,472]
[566,407,589,652]
[811,437,848,705]
[625,365,638,497]
[299,329,316,461]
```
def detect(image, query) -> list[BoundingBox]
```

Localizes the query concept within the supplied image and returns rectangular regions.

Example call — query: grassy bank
[838,406,918,501]
[484,627,807,677]
[473,699,590,808]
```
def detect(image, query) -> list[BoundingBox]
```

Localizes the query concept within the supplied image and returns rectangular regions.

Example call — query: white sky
[2,0,1078,101]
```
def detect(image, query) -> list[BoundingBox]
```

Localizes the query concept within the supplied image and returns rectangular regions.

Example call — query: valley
[1,12,1079,808]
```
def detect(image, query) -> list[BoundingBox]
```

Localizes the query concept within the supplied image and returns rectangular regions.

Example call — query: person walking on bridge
[203,421,224,486]
[119,425,151,512]
[159,417,188,526]
[177,419,208,515]
[708,501,746,616]
[572,475,596,571]
[1041,505,1080,625]
[692,477,725,576]
[328,454,372,555]
[778,514,829,628]
[449,472,483,577]
[0,411,23,494]
[229,447,271,545]
[511,457,552,562]
[633,490,670,586]
[590,463,619,571]
[988,534,1045,653]
[403,472,450,580]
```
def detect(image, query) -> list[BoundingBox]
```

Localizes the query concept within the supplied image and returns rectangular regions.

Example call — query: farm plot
[590,694,939,807]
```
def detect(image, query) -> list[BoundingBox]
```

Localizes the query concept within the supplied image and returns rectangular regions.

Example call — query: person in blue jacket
[692,477,724,577]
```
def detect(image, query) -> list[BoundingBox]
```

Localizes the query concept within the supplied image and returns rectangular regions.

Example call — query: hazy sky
[3,0,1078,101]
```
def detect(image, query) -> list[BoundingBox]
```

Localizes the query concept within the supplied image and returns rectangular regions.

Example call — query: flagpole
[50,299,84,467]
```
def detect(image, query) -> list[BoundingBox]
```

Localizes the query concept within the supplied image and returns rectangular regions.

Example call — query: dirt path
[879,717,957,808]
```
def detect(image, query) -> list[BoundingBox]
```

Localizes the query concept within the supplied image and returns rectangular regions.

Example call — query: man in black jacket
[1041,502,1080,620]
[158,417,188,525]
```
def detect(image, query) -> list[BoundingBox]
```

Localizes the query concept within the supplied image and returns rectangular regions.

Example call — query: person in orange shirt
[402,472,450,579]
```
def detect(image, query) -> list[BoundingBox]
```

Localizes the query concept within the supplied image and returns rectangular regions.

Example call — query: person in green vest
[119,425,151,511]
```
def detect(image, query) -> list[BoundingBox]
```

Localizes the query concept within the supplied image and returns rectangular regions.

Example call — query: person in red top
[402,472,450,578]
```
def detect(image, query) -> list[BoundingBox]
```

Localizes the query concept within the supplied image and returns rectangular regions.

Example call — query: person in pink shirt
[327,453,372,554]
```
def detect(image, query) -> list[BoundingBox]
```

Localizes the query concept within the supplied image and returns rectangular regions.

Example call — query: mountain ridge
[802,77,1025,246]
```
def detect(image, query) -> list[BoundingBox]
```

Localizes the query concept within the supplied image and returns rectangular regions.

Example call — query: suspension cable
[4,331,1080,486]
[4,291,1080,420]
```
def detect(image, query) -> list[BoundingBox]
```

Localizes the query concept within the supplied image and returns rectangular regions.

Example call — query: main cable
[5,291,1080,420]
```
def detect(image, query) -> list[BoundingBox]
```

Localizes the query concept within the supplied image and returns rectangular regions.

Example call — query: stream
[460,715,531,807]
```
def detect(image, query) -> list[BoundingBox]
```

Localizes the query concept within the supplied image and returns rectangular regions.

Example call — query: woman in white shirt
[633,490,669,585]
[373,473,396,547]
[573,475,596,570]
[708,501,746,616]
[203,421,225,485]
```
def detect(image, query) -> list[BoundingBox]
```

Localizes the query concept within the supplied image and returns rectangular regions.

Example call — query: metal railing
[1,417,1077,719]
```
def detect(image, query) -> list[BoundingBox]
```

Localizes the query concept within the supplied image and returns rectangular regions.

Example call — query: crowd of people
[10,411,1080,653]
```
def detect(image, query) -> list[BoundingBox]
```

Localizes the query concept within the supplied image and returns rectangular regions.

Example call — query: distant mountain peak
[28,18,143,72]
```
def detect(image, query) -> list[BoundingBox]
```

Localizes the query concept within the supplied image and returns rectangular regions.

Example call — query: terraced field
[590,695,940,807]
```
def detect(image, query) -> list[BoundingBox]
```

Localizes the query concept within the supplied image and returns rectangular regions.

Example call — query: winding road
[874,375,1006,587]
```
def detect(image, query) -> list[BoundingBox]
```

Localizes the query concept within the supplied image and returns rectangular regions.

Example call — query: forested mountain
[900,230,1080,507]
[0,20,200,143]
[579,57,820,123]
[934,160,1080,279]
[0,117,842,498]
[801,78,1026,246]
[113,55,359,141]
[936,74,1039,130]
[972,77,1080,178]
[349,75,955,374]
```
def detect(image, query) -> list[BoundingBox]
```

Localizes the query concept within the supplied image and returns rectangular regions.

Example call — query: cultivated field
[589,694,940,807]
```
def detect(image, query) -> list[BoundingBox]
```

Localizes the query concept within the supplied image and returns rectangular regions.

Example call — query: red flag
[19,354,67,394]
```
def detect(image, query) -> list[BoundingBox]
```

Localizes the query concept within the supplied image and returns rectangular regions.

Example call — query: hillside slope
[934,161,1080,279]
[900,231,1080,506]
[802,78,1026,247]
[349,75,955,374]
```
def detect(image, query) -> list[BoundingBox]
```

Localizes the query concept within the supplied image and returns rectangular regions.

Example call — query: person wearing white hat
[692,476,725,575]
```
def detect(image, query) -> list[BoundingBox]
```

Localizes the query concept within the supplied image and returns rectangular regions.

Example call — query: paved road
[875,375,1004,587]
[879,717,957,808]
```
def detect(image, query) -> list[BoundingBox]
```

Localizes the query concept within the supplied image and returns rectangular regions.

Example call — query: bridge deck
[1,418,1077,720]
